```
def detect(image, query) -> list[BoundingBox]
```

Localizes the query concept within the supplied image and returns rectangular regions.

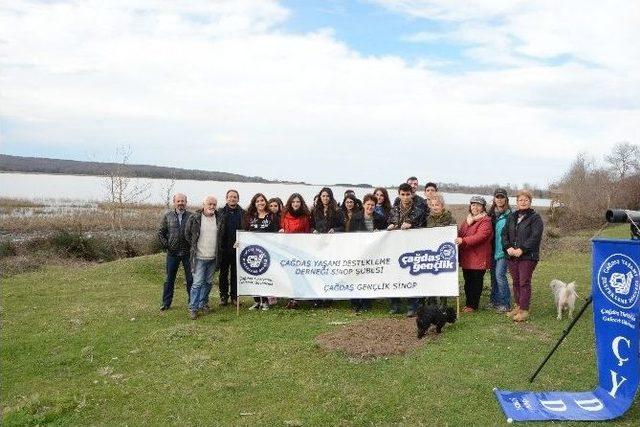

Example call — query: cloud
[0,0,638,187]
[378,0,640,68]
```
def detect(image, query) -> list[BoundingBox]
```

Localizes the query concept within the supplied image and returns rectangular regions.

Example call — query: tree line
[549,142,640,230]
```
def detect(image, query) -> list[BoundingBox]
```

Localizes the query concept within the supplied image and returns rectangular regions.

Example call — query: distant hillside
[1,154,548,197]
[0,154,305,184]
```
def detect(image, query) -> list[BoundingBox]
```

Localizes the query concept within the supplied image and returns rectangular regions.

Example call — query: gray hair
[432,192,445,207]
[202,195,217,205]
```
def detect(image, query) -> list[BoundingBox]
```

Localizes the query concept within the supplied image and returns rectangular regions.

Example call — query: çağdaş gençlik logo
[240,245,270,276]
[597,253,640,309]
[398,242,457,275]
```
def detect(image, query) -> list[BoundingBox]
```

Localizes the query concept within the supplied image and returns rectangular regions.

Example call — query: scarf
[466,211,487,226]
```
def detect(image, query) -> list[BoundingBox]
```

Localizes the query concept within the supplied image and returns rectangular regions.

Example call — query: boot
[506,305,520,318]
[514,310,529,322]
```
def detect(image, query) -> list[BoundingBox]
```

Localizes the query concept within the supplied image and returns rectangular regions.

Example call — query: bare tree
[160,171,176,209]
[605,141,640,180]
[103,146,151,233]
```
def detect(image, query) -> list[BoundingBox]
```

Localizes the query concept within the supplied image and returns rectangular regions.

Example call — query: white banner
[236,226,459,299]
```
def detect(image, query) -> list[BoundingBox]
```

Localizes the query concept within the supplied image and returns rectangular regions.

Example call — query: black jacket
[157,209,192,256]
[393,194,429,225]
[185,209,220,273]
[217,205,246,252]
[351,211,388,231]
[244,213,278,233]
[388,202,425,229]
[501,208,544,261]
[311,208,344,233]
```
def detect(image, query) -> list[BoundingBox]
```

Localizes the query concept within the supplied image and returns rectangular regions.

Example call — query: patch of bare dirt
[315,317,432,360]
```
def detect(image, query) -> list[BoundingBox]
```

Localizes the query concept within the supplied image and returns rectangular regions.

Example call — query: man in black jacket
[393,176,429,225]
[387,183,426,317]
[217,189,246,306]
[158,193,192,310]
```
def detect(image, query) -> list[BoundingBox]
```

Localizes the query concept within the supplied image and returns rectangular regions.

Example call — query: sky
[1,0,639,187]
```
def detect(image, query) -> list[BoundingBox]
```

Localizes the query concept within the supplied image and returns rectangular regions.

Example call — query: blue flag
[494,238,640,422]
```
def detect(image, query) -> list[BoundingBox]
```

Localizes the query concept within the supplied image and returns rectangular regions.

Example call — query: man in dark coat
[387,183,426,317]
[393,176,429,225]
[217,189,246,306]
[158,193,192,310]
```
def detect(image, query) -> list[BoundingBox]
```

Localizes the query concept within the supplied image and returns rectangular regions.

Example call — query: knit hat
[494,188,508,198]
[469,195,487,206]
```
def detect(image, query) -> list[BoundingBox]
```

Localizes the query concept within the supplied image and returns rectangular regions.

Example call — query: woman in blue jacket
[488,188,511,313]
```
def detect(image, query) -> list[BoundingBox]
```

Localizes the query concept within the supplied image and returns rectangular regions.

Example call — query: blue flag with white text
[494,238,640,422]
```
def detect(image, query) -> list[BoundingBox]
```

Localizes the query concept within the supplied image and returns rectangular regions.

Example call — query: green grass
[2,226,638,426]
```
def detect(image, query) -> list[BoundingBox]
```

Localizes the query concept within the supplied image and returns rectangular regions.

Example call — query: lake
[2,172,550,207]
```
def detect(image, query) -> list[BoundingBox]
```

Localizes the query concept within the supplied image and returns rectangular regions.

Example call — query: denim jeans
[490,258,511,307]
[189,258,216,311]
[162,253,193,308]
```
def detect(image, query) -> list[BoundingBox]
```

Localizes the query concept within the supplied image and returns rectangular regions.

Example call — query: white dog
[550,279,578,320]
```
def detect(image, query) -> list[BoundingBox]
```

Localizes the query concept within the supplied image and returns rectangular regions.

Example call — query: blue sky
[282,1,459,65]
[1,0,638,187]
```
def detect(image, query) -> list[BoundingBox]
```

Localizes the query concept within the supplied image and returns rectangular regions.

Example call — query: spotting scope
[606,209,640,239]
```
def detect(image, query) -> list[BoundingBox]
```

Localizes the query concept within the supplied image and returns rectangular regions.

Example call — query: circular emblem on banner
[597,253,640,309]
[438,242,457,261]
[240,245,270,276]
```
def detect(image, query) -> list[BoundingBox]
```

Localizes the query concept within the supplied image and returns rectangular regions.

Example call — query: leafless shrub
[550,144,640,231]
[103,146,151,234]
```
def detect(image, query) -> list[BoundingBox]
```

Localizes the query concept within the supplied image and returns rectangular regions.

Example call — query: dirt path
[316,317,432,360]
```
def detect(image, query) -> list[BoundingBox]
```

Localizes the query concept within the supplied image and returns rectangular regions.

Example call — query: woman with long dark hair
[341,193,362,232]
[373,187,392,220]
[243,193,278,311]
[279,193,311,234]
[279,193,311,309]
[311,187,343,308]
[349,193,388,313]
[311,187,343,234]
[268,197,283,226]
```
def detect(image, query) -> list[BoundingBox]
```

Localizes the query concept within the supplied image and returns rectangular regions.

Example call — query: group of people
[157,176,543,322]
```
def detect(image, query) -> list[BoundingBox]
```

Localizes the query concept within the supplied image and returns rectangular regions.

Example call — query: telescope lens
[606,209,628,223]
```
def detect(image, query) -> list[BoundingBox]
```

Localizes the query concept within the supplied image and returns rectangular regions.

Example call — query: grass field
[2,225,638,426]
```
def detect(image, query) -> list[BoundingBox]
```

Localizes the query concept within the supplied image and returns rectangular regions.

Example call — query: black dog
[416,305,457,339]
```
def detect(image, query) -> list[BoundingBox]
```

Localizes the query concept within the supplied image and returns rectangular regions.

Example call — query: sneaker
[160,305,169,311]
[406,309,417,318]
[261,303,270,311]
[463,306,475,313]
[201,305,212,314]
[249,303,261,311]
[189,310,198,320]
[219,298,228,307]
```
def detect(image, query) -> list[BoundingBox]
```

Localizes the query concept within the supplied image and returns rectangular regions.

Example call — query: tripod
[529,295,593,383]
